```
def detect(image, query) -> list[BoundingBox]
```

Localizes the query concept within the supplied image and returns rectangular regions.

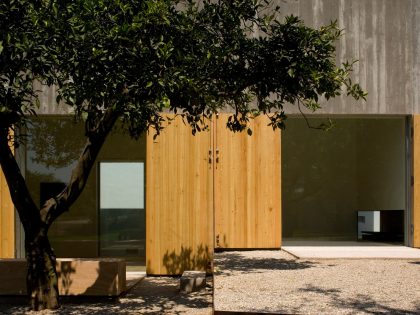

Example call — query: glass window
[99,162,146,260]
[100,162,144,209]
[25,116,147,263]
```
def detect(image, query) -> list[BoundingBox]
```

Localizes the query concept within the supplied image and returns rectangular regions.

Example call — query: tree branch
[40,108,119,226]
[0,127,40,233]
[297,99,324,130]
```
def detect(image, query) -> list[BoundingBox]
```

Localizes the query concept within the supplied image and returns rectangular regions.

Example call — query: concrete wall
[35,0,420,116]
[280,0,420,115]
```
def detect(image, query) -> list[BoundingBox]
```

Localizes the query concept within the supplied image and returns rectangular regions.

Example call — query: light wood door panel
[214,114,281,249]
[146,115,213,275]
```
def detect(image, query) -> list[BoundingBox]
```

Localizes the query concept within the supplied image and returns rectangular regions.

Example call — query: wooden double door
[146,114,281,275]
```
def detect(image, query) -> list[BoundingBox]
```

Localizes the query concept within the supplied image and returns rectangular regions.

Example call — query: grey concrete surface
[35,0,420,116]
[180,271,207,293]
[283,245,420,259]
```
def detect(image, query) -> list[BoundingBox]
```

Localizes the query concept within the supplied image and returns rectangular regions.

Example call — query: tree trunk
[1,112,118,310]
[25,232,59,311]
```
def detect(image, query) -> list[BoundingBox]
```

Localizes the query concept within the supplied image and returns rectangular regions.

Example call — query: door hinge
[208,149,212,164]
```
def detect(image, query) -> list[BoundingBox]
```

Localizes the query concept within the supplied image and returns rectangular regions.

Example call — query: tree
[0,0,366,310]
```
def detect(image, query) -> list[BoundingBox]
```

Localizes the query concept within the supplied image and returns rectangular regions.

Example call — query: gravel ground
[214,250,420,314]
[0,277,212,315]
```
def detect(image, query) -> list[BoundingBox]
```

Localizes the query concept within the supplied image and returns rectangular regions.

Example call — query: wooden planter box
[0,258,125,296]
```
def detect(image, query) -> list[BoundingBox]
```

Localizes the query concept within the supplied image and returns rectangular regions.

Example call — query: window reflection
[26,117,147,262]
[99,162,145,259]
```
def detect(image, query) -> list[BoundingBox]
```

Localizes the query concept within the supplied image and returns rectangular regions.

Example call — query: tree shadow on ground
[116,277,212,314]
[0,277,212,315]
[299,285,420,315]
[214,252,317,275]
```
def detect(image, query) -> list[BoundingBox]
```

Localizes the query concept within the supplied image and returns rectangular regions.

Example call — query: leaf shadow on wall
[160,245,212,275]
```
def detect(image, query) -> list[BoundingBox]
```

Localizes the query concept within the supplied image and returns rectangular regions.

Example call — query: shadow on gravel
[215,252,317,274]
[299,285,420,315]
[0,277,212,315]
[299,285,341,295]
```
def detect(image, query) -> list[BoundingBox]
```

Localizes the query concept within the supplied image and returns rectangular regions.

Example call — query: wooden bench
[0,258,126,296]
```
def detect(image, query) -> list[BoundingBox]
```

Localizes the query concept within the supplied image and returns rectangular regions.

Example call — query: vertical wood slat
[214,114,281,249]
[146,115,213,275]
[0,131,15,258]
[413,116,420,247]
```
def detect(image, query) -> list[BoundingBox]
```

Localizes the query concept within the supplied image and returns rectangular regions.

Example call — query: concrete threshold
[125,271,146,292]
[282,245,420,259]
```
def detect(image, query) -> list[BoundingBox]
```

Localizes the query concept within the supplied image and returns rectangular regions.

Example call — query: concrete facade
[281,0,420,115]
[35,0,420,116]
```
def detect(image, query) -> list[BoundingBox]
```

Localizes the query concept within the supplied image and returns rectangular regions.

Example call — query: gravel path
[0,277,212,315]
[214,250,420,314]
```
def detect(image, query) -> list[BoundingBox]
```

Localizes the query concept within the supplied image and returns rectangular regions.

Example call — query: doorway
[282,117,408,245]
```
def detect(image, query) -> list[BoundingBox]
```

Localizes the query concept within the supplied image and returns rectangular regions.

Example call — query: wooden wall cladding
[0,134,15,258]
[214,114,281,249]
[146,115,213,275]
[413,116,420,247]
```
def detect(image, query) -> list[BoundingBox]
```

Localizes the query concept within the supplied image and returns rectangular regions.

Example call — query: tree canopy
[0,0,366,310]
[2,0,365,136]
